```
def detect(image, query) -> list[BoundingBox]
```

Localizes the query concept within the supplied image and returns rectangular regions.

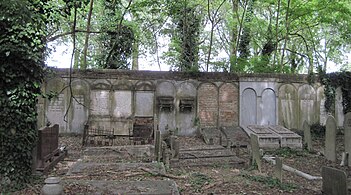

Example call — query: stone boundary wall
[37,69,344,135]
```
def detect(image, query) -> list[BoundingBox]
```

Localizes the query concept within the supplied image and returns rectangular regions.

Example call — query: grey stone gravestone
[325,115,337,162]
[250,134,262,172]
[303,121,312,151]
[322,166,348,195]
[274,157,283,183]
[241,88,257,127]
[261,89,276,125]
[344,112,351,166]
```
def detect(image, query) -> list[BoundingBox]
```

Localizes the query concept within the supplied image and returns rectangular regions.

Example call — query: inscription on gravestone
[48,94,64,112]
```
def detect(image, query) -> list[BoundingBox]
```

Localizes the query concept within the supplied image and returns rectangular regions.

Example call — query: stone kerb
[325,115,337,162]
[344,112,351,166]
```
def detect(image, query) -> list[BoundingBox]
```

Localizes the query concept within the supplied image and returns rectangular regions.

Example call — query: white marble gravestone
[241,88,257,127]
[298,85,316,129]
[113,91,132,118]
[261,89,276,125]
[90,90,109,116]
[278,84,298,129]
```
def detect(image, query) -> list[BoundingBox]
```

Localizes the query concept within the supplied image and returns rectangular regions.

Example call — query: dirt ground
[13,132,350,195]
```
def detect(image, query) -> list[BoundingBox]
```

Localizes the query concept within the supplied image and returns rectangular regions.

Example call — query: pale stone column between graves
[303,121,312,151]
[325,115,337,162]
[250,134,262,172]
[344,112,351,166]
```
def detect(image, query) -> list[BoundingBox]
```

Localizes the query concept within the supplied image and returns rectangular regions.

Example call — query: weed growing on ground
[241,173,298,192]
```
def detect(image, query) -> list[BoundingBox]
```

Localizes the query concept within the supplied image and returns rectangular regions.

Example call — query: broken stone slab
[220,126,250,148]
[200,127,221,145]
[170,156,246,169]
[62,179,180,195]
[67,162,165,176]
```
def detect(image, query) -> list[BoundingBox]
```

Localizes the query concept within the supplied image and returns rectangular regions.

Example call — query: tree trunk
[229,0,239,72]
[82,0,94,69]
[132,40,139,70]
[280,0,290,72]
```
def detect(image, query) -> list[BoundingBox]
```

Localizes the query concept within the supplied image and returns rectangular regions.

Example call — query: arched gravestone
[69,79,90,134]
[240,88,257,127]
[198,83,218,128]
[335,87,344,127]
[325,115,337,162]
[261,88,276,125]
[317,86,327,125]
[46,78,67,133]
[134,81,155,117]
[156,81,176,133]
[278,84,298,129]
[298,84,316,129]
[177,82,196,135]
[219,83,239,127]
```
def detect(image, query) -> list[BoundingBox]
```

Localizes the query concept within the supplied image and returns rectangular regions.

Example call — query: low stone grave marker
[250,134,262,172]
[344,112,351,166]
[322,166,348,195]
[303,121,312,151]
[274,157,283,183]
[325,115,337,162]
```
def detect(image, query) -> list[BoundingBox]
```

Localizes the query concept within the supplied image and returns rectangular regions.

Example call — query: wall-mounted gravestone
[317,87,327,125]
[69,79,90,134]
[344,112,351,166]
[135,91,154,117]
[240,88,257,127]
[278,84,298,129]
[325,115,337,162]
[177,82,196,135]
[219,83,239,127]
[298,85,316,129]
[112,91,132,118]
[90,82,111,116]
[261,88,276,125]
[46,78,67,133]
[156,81,176,133]
[198,83,218,127]
[335,87,344,127]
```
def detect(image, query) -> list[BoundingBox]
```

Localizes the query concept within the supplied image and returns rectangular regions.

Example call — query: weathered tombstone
[303,121,312,151]
[344,112,351,166]
[325,115,337,162]
[274,157,283,183]
[250,134,262,172]
[321,166,348,195]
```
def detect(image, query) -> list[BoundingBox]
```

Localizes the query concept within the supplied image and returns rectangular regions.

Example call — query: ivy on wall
[319,71,351,115]
[0,0,48,191]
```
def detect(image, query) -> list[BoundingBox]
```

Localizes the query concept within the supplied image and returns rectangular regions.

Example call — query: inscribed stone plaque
[261,89,276,125]
[298,85,316,129]
[241,88,257,127]
[344,112,351,166]
[303,121,312,151]
[278,84,298,129]
[113,91,132,118]
[322,166,347,195]
[71,95,87,133]
[91,90,109,115]
[250,134,261,172]
[325,115,337,162]
[135,91,154,117]
[47,94,66,132]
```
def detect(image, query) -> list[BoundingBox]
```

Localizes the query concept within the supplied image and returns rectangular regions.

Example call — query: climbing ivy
[0,0,53,191]
[319,70,351,114]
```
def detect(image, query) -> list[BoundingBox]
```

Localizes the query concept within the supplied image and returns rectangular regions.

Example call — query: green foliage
[0,0,50,191]
[190,172,212,192]
[269,147,305,158]
[319,71,351,114]
[242,173,298,192]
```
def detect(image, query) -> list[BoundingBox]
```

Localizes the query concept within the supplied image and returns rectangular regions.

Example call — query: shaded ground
[13,132,348,194]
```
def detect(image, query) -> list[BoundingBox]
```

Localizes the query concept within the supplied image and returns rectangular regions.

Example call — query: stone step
[170,156,246,168]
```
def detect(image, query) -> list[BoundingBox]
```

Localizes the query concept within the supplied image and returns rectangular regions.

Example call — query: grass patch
[190,172,212,192]
[268,147,305,158]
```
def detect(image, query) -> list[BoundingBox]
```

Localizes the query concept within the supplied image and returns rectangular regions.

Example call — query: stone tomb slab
[63,180,180,195]
[67,162,165,176]
[243,125,302,149]
[220,126,250,147]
